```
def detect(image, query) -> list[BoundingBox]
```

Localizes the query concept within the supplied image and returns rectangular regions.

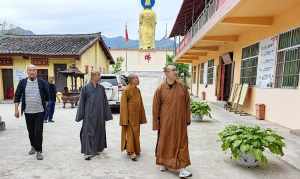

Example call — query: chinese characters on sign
[256,36,278,88]
[144,53,151,63]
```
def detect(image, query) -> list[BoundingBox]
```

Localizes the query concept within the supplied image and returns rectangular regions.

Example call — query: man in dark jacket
[45,78,57,123]
[14,64,49,160]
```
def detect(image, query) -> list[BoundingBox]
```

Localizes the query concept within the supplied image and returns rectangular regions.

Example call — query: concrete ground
[1,76,300,179]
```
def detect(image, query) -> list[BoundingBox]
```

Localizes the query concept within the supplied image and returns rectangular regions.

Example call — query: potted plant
[191,101,212,120]
[218,125,285,167]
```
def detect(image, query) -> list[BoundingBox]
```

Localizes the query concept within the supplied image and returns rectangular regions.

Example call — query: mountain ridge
[0,27,175,50]
[102,36,175,50]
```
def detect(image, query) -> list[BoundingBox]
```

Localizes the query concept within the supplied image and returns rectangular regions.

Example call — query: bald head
[27,64,38,80]
[163,64,177,81]
[163,64,176,72]
[128,73,139,86]
[91,71,101,83]
[27,64,37,70]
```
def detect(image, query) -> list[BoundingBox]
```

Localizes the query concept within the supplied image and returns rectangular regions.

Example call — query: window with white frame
[275,27,300,88]
[192,66,197,84]
[199,63,204,84]
[207,59,214,84]
[240,43,259,86]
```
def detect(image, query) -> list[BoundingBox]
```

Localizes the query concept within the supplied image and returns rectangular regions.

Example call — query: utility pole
[165,23,168,65]
[125,47,128,72]
[125,23,129,73]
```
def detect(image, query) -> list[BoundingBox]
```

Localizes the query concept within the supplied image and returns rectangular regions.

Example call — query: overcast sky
[0,0,182,40]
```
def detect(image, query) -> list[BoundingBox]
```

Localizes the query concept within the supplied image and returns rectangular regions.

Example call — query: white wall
[110,49,173,73]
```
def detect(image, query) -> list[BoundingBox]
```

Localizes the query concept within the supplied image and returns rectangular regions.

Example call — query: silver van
[100,74,122,110]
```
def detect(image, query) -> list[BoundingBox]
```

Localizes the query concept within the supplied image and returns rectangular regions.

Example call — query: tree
[166,54,190,85]
[112,56,124,74]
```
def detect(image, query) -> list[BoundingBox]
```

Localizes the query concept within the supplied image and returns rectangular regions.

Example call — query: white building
[109,48,173,77]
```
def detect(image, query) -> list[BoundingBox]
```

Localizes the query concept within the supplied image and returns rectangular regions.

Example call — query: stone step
[0,100,13,104]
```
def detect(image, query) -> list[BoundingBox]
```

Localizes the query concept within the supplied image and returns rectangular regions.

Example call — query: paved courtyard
[1,76,300,179]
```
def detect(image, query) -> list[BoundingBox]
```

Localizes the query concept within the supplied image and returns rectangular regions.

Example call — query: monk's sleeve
[139,91,147,124]
[75,87,86,122]
[103,88,113,121]
[185,87,191,125]
[120,89,129,126]
[152,88,161,130]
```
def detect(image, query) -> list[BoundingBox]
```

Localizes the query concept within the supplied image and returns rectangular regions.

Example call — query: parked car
[119,74,129,86]
[100,74,122,110]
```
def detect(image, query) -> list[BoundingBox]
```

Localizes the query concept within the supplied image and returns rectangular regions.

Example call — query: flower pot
[256,104,265,120]
[192,114,203,121]
[201,91,206,100]
[235,153,258,167]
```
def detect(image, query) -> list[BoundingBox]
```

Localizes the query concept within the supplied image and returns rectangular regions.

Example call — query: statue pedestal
[0,116,6,131]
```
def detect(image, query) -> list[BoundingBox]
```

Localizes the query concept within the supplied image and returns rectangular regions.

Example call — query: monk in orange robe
[152,64,192,178]
[120,73,147,161]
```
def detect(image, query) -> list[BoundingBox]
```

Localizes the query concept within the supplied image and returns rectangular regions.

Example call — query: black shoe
[130,154,137,162]
[28,147,36,155]
[131,157,137,162]
[85,155,96,160]
[48,120,55,123]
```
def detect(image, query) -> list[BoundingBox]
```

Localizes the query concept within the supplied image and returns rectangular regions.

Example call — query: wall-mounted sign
[0,57,13,66]
[256,36,278,88]
[31,57,48,66]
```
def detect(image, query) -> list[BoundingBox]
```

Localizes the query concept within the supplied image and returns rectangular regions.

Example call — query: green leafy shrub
[218,125,285,166]
[191,101,212,118]
[112,56,124,74]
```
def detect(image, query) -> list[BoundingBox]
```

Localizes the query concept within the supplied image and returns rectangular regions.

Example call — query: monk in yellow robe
[152,64,192,178]
[120,73,147,161]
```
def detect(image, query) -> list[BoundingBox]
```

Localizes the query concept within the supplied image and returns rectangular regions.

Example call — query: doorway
[54,64,67,92]
[220,52,234,101]
[2,69,14,100]
[37,69,48,82]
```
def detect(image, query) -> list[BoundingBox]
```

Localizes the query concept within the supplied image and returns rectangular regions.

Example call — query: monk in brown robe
[152,64,192,178]
[120,73,147,161]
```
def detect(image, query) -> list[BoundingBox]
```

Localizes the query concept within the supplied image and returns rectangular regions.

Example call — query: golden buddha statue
[139,0,156,50]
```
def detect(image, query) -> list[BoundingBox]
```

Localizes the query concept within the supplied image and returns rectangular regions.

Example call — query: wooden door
[37,69,48,82]
[2,69,14,100]
[223,63,232,101]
